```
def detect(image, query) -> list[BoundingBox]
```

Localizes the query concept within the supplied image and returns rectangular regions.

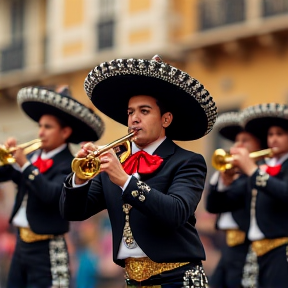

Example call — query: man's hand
[99,149,129,187]
[230,147,258,176]
[75,143,129,187]
[220,167,239,186]
[5,137,28,168]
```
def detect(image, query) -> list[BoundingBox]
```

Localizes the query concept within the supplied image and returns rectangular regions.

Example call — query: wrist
[246,165,258,177]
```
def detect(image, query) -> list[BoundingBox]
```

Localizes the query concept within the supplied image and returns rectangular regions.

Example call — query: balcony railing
[0,39,25,72]
[199,0,245,30]
[263,0,288,17]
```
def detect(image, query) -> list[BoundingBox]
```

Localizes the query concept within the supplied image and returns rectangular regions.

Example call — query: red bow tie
[33,156,54,173]
[122,150,163,175]
[260,164,281,176]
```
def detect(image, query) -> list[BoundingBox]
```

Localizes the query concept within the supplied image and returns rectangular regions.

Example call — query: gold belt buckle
[19,227,54,243]
[226,229,246,247]
[125,257,189,282]
[252,237,288,256]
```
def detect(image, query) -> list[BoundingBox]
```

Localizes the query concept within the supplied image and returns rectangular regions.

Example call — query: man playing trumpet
[233,103,288,288]
[206,112,262,288]
[0,86,104,288]
[60,55,217,287]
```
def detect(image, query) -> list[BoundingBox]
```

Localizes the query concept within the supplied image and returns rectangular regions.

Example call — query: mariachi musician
[60,55,218,287]
[235,103,288,288]
[0,86,104,288]
[206,111,261,288]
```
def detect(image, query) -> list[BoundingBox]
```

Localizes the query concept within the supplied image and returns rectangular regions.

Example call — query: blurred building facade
[0,0,288,154]
[0,0,288,285]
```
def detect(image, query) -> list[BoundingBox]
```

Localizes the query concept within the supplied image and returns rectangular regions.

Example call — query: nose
[38,127,45,138]
[131,112,140,125]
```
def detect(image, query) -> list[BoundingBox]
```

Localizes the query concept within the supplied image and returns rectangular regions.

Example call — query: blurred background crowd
[0,0,287,287]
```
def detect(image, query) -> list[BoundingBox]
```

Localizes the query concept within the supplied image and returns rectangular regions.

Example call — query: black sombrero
[84,55,217,141]
[214,112,244,142]
[241,103,288,148]
[17,86,105,144]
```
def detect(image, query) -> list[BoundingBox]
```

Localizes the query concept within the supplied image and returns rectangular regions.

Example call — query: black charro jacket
[206,173,250,233]
[60,138,207,267]
[207,159,288,239]
[0,146,73,235]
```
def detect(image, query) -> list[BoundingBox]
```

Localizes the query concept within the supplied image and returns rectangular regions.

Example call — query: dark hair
[156,99,172,116]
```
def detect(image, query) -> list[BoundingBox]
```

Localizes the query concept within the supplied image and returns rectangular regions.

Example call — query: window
[199,0,245,30]
[0,0,25,72]
[97,0,115,50]
[263,0,288,17]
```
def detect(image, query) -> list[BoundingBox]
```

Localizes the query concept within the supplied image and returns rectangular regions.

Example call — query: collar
[266,152,288,166]
[131,137,166,155]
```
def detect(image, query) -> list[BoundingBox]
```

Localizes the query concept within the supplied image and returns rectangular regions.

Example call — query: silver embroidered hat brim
[84,55,217,141]
[214,111,244,141]
[241,103,288,147]
[17,87,105,144]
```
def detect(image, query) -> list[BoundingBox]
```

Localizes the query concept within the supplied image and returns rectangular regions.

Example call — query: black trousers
[209,241,250,288]
[258,244,288,288]
[7,235,70,288]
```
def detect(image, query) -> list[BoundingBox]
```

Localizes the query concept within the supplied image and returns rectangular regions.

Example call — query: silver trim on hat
[241,103,288,126]
[214,111,242,132]
[17,87,104,139]
[84,55,217,136]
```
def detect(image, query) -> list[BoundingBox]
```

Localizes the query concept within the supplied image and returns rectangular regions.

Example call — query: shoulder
[171,143,206,171]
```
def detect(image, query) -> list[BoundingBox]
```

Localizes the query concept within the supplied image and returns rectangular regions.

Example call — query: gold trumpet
[72,130,138,180]
[0,139,42,166]
[212,148,274,171]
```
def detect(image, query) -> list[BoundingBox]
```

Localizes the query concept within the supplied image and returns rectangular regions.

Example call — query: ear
[162,112,173,128]
[61,126,73,141]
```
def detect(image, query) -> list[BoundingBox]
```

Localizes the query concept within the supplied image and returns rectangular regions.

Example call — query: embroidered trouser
[7,234,70,288]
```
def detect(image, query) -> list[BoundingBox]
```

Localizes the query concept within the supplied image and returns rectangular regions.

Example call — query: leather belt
[226,229,246,247]
[252,237,288,256]
[19,227,55,243]
[125,257,189,282]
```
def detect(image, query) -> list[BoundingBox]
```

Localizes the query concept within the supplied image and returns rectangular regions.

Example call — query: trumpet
[72,130,138,180]
[212,148,274,171]
[0,139,42,166]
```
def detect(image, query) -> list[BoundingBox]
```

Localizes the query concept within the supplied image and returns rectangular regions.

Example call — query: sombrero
[83,55,217,141]
[214,112,244,142]
[17,86,105,144]
[241,103,288,148]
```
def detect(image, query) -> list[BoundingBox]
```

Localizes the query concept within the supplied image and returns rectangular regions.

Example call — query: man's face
[234,131,261,153]
[38,115,71,152]
[267,126,288,157]
[127,95,168,149]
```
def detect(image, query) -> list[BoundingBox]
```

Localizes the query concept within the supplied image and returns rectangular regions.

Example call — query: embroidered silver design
[136,181,151,193]
[131,190,139,197]
[241,103,288,127]
[214,112,242,133]
[256,170,269,187]
[49,236,70,288]
[138,194,145,202]
[183,265,208,288]
[122,204,138,249]
[17,87,104,139]
[84,55,217,136]
[242,245,258,288]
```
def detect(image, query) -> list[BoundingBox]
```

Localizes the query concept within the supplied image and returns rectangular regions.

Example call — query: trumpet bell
[0,139,42,167]
[72,157,101,180]
[211,149,233,171]
[72,133,135,180]
[0,146,15,166]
